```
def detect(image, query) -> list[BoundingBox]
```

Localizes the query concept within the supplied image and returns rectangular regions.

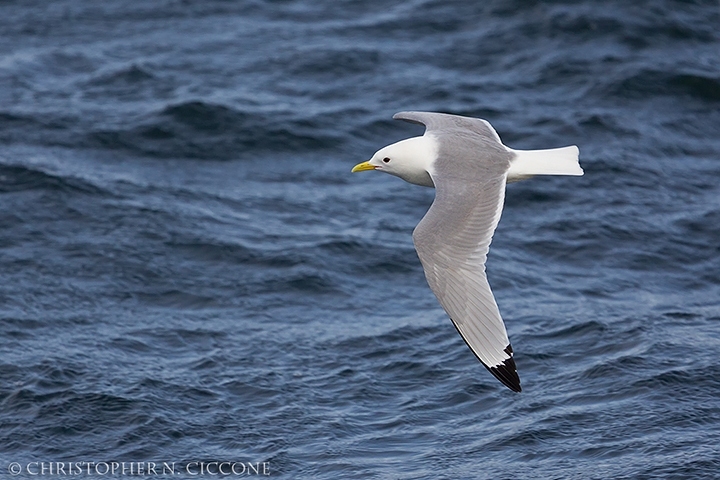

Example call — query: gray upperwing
[393,111,504,145]
[412,171,521,391]
[396,110,520,391]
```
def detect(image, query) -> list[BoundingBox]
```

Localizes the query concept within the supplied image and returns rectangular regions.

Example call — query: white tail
[506,145,583,183]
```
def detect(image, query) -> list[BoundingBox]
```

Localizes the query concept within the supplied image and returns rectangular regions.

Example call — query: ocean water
[1,0,719,478]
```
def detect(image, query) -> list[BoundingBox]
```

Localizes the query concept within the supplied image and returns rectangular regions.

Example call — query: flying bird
[352,111,583,392]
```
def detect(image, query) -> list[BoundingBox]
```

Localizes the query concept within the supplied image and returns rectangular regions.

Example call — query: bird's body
[352,112,583,392]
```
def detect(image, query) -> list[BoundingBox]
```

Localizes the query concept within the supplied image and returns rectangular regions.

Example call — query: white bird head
[351,135,437,187]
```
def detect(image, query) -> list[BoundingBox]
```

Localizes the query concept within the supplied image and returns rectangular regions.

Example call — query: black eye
[382,157,390,163]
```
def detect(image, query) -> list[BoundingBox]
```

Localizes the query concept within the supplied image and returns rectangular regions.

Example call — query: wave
[261,271,342,295]
[85,101,341,159]
[1,101,342,159]
[86,64,156,87]
[0,111,74,147]
[0,163,108,196]
[633,365,720,396]
[168,240,302,269]
[610,70,720,102]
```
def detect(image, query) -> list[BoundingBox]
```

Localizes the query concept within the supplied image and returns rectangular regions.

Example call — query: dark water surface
[1,1,719,478]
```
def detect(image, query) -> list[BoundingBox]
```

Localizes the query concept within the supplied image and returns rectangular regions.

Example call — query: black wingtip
[487,355,522,393]
[449,320,522,392]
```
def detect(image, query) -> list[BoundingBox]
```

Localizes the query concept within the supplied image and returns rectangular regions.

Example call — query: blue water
[1,0,719,478]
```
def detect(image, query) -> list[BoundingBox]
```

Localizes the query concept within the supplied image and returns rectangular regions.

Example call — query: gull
[352,111,583,392]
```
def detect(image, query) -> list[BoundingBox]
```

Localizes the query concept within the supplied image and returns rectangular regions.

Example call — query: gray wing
[400,113,519,391]
[413,175,520,392]
[393,111,504,145]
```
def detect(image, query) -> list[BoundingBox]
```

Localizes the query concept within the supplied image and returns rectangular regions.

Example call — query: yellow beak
[351,161,376,173]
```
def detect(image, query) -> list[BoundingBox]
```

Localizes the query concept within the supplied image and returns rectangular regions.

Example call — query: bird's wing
[393,111,503,145]
[412,173,521,392]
